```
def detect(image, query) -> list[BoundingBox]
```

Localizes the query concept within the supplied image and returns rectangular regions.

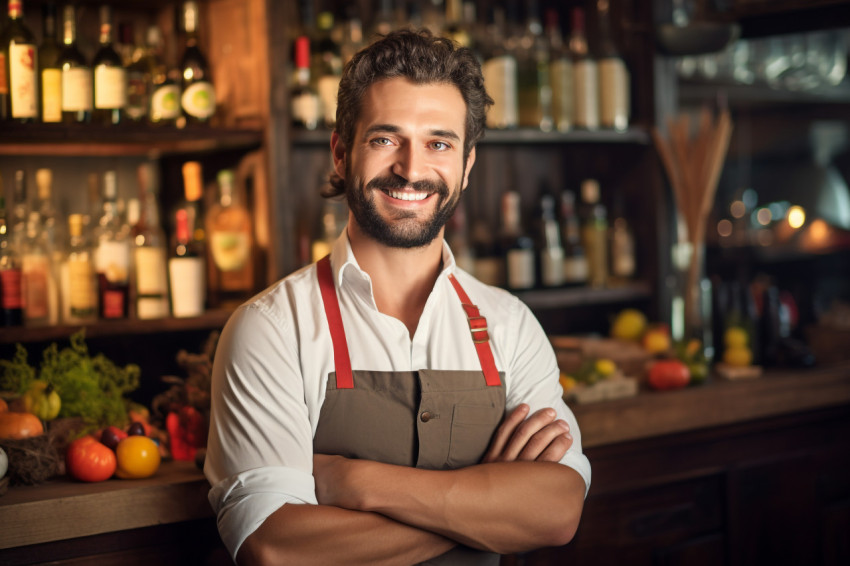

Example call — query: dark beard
[346,171,461,249]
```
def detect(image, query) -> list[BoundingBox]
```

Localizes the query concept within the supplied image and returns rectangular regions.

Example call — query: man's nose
[391,143,426,182]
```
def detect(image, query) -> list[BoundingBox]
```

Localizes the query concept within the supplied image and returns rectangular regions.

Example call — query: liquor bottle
[596,0,629,131]
[500,190,535,290]
[535,189,565,287]
[610,216,636,279]
[92,5,126,126]
[481,6,518,129]
[444,0,471,48]
[122,22,149,122]
[133,163,169,319]
[206,169,254,308]
[339,10,364,66]
[516,0,552,131]
[63,213,97,323]
[58,4,91,124]
[1,0,38,122]
[446,200,475,275]
[568,7,599,130]
[147,26,180,126]
[38,2,62,123]
[310,198,346,263]
[560,190,589,285]
[312,10,342,128]
[471,218,503,287]
[291,35,320,130]
[34,168,58,254]
[21,211,53,326]
[10,169,27,252]
[94,171,130,319]
[580,179,608,287]
[0,193,22,326]
[179,1,216,125]
[169,161,206,317]
[546,8,573,133]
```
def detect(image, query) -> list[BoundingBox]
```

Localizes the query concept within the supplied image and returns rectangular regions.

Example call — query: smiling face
[332,77,476,249]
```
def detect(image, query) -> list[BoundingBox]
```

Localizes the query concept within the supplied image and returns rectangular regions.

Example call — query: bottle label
[9,43,38,119]
[101,288,125,318]
[573,60,599,130]
[62,67,93,111]
[550,59,574,132]
[0,54,7,94]
[95,240,130,283]
[182,81,215,119]
[134,246,169,294]
[94,66,127,109]
[598,58,630,131]
[506,249,535,290]
[151,84,181,120]
[68,259,97,312]
[483,56,518,129]
[292,92,320,129]
[210,231,250,272]
[0,269,24,309]
[22,255,50,319]
[41,68,62,122]
[541,248,565,287]
[317,74,340,126]
[169,256,206,317]
[564,256,589,283]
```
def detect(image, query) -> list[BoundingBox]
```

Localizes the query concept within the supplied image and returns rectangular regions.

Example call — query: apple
[100,425,128,451]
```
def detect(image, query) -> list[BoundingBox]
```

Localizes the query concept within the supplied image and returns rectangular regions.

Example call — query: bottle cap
[182,162,203,202]
[295,36,311,69]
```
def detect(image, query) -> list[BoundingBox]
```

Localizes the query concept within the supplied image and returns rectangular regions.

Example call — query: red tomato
[66,436,117,482]
[647,359,691,391]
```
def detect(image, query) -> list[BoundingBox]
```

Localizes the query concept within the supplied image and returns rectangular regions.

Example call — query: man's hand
[482,404,573,463]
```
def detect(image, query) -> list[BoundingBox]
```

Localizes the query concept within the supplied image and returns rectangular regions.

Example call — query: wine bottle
[313,10,342,128]
[568,7,598,130]
[481,6,518,129]
[10,169,27,253]
[92,5,126,126]
[63,213,97,323]
[610,216,636,279]
[179,1,216,125]
[1,0,38,122]
[471,218,503,287]
[21,210,52,326]
[38,1,62,123]
[94,171,130,319]
[546,8,573,133]
[560,190,589,285]
[0,192,23,326]
[169,161,206,317]
[446,200,475,275]
[58,4,91,124]
[206,169,254,308]
[596,0,629,131]
[516,0,552,131]
[146,26,180,126]
[122,22,149,122]
[133,163,169,319]
[500,190,535,290]
[580,179,608,288]
[291,35,320,130]
[535,189,565,287]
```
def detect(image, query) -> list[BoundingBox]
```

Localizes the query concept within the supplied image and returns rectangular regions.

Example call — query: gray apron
[313,256,506,565]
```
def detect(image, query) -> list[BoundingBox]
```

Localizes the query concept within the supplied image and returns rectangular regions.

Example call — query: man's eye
[430,141,451,151]
[372,137,392,146]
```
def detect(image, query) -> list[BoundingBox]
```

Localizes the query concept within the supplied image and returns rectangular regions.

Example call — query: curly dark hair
[325,28,493,197]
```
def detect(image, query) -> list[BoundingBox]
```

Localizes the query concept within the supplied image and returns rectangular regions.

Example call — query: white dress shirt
[204,232,592,560]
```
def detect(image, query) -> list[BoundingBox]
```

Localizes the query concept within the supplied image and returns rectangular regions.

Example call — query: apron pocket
[446,404,502,468]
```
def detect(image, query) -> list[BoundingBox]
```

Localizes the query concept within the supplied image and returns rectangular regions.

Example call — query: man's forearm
[237,502,455,566]
[321,459,586,555]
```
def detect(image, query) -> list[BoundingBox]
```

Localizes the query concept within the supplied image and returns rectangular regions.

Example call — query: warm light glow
[717,219,733,237]
[756,208,772,225]
[787,206,806,229]
[809,219,829,243]
[730,200,746,218]
[757,228,773,246]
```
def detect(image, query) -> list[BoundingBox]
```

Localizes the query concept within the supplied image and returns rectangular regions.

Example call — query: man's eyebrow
[362,124,462,142]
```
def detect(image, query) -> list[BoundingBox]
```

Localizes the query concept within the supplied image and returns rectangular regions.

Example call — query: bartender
[204,29,591,565]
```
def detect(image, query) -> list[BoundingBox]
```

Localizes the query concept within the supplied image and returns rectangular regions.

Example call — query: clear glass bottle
[516,0,552,131]
[560,190,589,285]
[312,10,342,129]
[610,216,636,279]
[580,179,608,288]
[146,26,180,126]
[535,189,565,288]
[94,170,130,319]
[21,210,53,326]
[133,163,169,319]
[481,6,518,129]
[568,7,599,130]
[179,1,216,125]
[546,8,573,133]
[92,5,126,126]
[291,35,320,130]
[1,0,38,122]
[0,192,23,326]
[122,22,149,122]
[38,1,62,123]
[63,213,97,323]
[169,161,206,317]
[596,0,630,131]
[205,169,254,309]
[58,4,91,124]
[500,190,535,290]
[10,169,28,253]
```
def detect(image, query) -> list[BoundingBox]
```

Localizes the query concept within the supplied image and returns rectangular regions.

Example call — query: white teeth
[387,190,428,201]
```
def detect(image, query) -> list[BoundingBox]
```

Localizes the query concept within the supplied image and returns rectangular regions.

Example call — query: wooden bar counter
[1,363,848,565]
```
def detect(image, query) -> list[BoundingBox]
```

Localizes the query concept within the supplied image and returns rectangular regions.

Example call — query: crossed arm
[236,404,586,566]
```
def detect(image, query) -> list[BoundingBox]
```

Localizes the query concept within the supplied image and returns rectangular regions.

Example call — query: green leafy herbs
[1,330,140,430]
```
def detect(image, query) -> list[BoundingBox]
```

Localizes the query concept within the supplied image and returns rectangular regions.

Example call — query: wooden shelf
[679,80,850,107]
[513,281,653,310]
[0,124,264,158]
[0,310,233,345]
[292,127,651,147]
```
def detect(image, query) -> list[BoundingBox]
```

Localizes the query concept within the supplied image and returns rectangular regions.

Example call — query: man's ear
[331,131,346,180]
[461,147,476,191]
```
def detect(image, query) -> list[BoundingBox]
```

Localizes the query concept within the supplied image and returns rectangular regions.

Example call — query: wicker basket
[0,434,60,486]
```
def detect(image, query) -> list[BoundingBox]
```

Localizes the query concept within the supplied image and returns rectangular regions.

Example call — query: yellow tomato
[724,327,749,349]
[723,346,753,367]
[611,309,648,341]
[115,436,161,479]
[595,359,617,378]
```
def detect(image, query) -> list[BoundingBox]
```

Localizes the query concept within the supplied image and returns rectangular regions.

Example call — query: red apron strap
[448,274,502,387]
[316,255,354,389]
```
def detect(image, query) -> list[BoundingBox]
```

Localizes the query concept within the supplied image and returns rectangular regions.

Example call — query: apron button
[420,411,432,422]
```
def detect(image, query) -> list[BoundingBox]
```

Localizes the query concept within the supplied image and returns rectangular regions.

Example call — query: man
[204,30,590,565]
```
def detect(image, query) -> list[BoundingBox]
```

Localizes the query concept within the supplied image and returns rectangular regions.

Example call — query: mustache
[366,174,449,197]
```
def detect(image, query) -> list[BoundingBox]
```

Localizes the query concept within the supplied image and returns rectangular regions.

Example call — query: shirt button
[420,411,432,423]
